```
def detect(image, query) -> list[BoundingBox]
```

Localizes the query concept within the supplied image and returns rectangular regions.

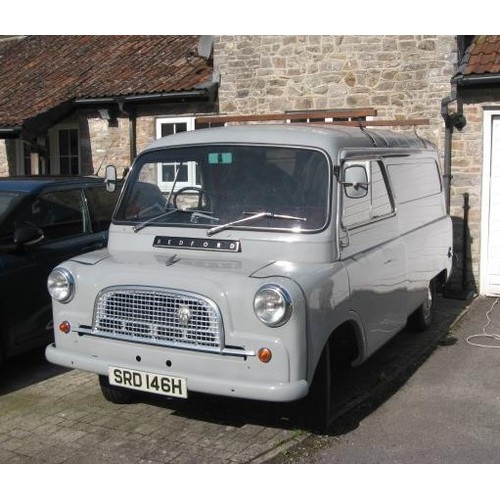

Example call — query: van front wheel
[301,339,335,432]
[410,279,437,332]
[99,375,135,404]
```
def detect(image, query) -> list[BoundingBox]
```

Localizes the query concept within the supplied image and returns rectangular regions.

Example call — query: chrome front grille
[92,287,223,351]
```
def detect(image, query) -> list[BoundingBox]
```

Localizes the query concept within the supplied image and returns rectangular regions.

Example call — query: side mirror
[105,164,117,193]
[343,164,369,199]
[14,225,44,247]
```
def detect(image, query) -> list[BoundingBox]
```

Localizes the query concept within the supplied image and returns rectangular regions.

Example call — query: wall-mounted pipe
[441,93,456,214]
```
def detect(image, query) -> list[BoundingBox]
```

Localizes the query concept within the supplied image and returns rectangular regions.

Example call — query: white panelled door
[482,113,500,296]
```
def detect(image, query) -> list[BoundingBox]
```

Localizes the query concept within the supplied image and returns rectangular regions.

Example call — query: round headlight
[47,268,75,303]
[253,285,292,327]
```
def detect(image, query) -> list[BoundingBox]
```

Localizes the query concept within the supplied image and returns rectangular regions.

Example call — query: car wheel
[0,341,4,372]
[410,279,437,332]
[300,339,335,433]
[98,375,135,404]
[0,326,7,372]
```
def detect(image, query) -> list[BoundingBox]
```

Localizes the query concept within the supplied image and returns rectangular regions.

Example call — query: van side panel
[386,156,452,316]
[340,215,408,356]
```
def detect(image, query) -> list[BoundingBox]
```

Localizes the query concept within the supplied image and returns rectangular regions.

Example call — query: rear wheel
[409,279,437,332]
[98,375,135,404]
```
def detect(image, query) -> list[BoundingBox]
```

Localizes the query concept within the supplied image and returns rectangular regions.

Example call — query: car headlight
[47,268,75,303]
[253,285,292,327]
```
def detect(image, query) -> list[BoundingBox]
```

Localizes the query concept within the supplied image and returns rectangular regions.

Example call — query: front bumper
[45,339,309,403]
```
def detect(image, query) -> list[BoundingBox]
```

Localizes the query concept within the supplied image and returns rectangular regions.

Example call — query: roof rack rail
[196,110,429,128]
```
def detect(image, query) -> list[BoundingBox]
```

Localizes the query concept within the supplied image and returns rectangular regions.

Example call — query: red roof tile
[0,36,213,128]
[462,35,500,76]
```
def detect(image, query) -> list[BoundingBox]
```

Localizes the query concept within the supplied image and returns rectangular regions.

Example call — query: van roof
[145,124,436,153]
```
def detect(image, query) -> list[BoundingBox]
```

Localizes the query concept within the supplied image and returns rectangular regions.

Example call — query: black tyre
[0,328,7,372]
[301,339,335,433]
[98,375,135,404]
[409,279,437,332]
[0,342,4,372]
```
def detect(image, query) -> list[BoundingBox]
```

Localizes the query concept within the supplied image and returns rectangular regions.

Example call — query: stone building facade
[214,36,456,148]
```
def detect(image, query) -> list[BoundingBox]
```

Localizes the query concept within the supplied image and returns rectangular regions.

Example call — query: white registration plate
[109,366,188,399]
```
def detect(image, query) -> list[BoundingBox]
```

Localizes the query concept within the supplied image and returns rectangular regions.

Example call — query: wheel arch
[308,316,366,383]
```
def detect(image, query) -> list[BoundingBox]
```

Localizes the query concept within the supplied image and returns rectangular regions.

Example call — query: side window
[14,189,86,241]
[342,160,393,227]
[85,186,120,232]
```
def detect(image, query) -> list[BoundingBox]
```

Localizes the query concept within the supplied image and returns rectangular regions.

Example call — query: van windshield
[115,145,330,232]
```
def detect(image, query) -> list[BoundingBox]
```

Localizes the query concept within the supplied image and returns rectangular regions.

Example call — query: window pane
[69,129,78,154]
[71,157,79,175]
[14,189,84,240]
[342,160,394,227]
[57,128,79,175]
[60,157,70,175]
[371,162,392,218]
[162,163,187,182]
[343,194,372,227]
[175,122,187,133]
[161,123,175,137]
[59,130,69,155]
[85,186,121,232]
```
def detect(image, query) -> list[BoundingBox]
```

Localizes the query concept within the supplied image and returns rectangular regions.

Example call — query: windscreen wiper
[206,212,306,237]
[133,208,215,233]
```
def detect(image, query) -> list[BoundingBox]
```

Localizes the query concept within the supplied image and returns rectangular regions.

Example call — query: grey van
[45,125,453,428]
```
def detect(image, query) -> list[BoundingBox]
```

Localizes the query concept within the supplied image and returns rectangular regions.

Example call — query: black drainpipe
[441,91,469,298]
[440,95,454,214]
[441,92,467,213]
[118,100,137,165]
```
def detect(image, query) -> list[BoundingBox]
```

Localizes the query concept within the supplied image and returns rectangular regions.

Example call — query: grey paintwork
[46,125,452,403]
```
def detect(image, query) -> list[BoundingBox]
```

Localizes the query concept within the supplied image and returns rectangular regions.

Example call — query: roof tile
[463,35,500,76]
[0,36,213,128]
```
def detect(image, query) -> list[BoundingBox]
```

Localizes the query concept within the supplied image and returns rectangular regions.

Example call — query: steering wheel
[173,186,210,210]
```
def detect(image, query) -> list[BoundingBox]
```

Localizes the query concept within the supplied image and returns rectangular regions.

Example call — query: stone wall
[214,35,457,151]
[85,116,132,176]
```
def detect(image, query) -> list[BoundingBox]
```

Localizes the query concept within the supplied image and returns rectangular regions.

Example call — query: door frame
[480,109,500,295]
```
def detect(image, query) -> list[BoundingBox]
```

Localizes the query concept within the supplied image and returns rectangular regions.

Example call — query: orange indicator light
[59,321,71,334]
[258,347,272,363]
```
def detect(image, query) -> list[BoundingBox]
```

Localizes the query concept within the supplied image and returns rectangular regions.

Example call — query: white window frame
[155,117,195,192]
[49,124,81,175]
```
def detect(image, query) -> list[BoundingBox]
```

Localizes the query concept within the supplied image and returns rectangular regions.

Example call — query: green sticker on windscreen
[208,152,233,164]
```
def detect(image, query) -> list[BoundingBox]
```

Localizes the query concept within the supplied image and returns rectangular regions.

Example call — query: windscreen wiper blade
[133,208,214,233]
[206,212,306,237]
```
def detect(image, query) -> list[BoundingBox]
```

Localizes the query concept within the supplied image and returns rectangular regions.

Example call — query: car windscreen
[115,145,330,233]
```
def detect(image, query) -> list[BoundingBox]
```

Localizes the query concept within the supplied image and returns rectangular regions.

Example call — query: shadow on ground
[0,346,69,397]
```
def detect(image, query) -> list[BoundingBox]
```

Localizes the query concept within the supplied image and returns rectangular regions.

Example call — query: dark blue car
[0,176,120,367]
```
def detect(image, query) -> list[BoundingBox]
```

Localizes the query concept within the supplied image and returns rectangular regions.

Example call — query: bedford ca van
[45,125,453,429]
